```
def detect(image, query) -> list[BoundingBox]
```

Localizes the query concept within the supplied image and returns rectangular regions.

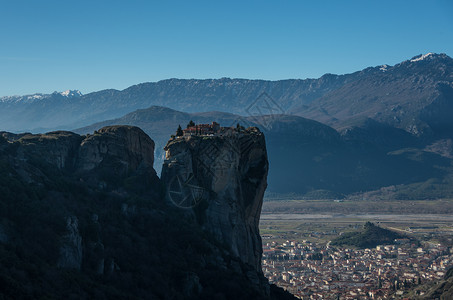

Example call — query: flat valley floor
[260,199,453,244]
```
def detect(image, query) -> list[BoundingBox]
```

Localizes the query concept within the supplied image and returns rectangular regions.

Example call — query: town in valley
[260,200,453,299]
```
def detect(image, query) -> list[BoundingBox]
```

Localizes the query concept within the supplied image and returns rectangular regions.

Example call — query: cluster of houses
[262,239,452,299]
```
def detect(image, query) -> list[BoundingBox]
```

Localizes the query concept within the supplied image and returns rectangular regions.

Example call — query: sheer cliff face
[161,127,269,272]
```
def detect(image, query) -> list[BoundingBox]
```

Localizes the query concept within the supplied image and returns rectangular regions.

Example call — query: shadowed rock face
[0,125,297,299]
[77,125,155,174]
[57,216,82,269]
[161,127,268,273]
[2,125,156,187]
[10,131,83,170]
[0,125,157,277]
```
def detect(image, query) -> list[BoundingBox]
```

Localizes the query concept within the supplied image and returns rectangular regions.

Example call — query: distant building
[183,122,221,136]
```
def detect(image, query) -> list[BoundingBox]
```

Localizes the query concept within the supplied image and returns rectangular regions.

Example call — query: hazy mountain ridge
[0,90,82,103]
[4,53,451,132]
[2,76,346,132]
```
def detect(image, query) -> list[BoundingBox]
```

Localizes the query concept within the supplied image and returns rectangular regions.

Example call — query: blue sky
[1,0,452,96]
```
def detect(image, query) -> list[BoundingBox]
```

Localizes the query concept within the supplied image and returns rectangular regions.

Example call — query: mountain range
[293,53,453,137]
[1,53,452,199]
[1,53,451,135]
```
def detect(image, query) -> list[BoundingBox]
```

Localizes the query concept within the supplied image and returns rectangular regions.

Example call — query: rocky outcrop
[6,125,156,189]
[77,125,154,173]
[161,127,268,274]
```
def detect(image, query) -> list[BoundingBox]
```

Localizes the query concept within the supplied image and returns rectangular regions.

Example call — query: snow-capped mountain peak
[1,90,82,103]
[0,93,46,103]
[410,53,434,62]
[379,64,389,72]
[59,90,82,97]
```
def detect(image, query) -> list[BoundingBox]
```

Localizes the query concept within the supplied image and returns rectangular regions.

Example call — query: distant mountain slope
[292,53,453,136]
[0,77,354,132]
[3,53,451,133]
[75,106,453,199]
[0,90,84,132]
